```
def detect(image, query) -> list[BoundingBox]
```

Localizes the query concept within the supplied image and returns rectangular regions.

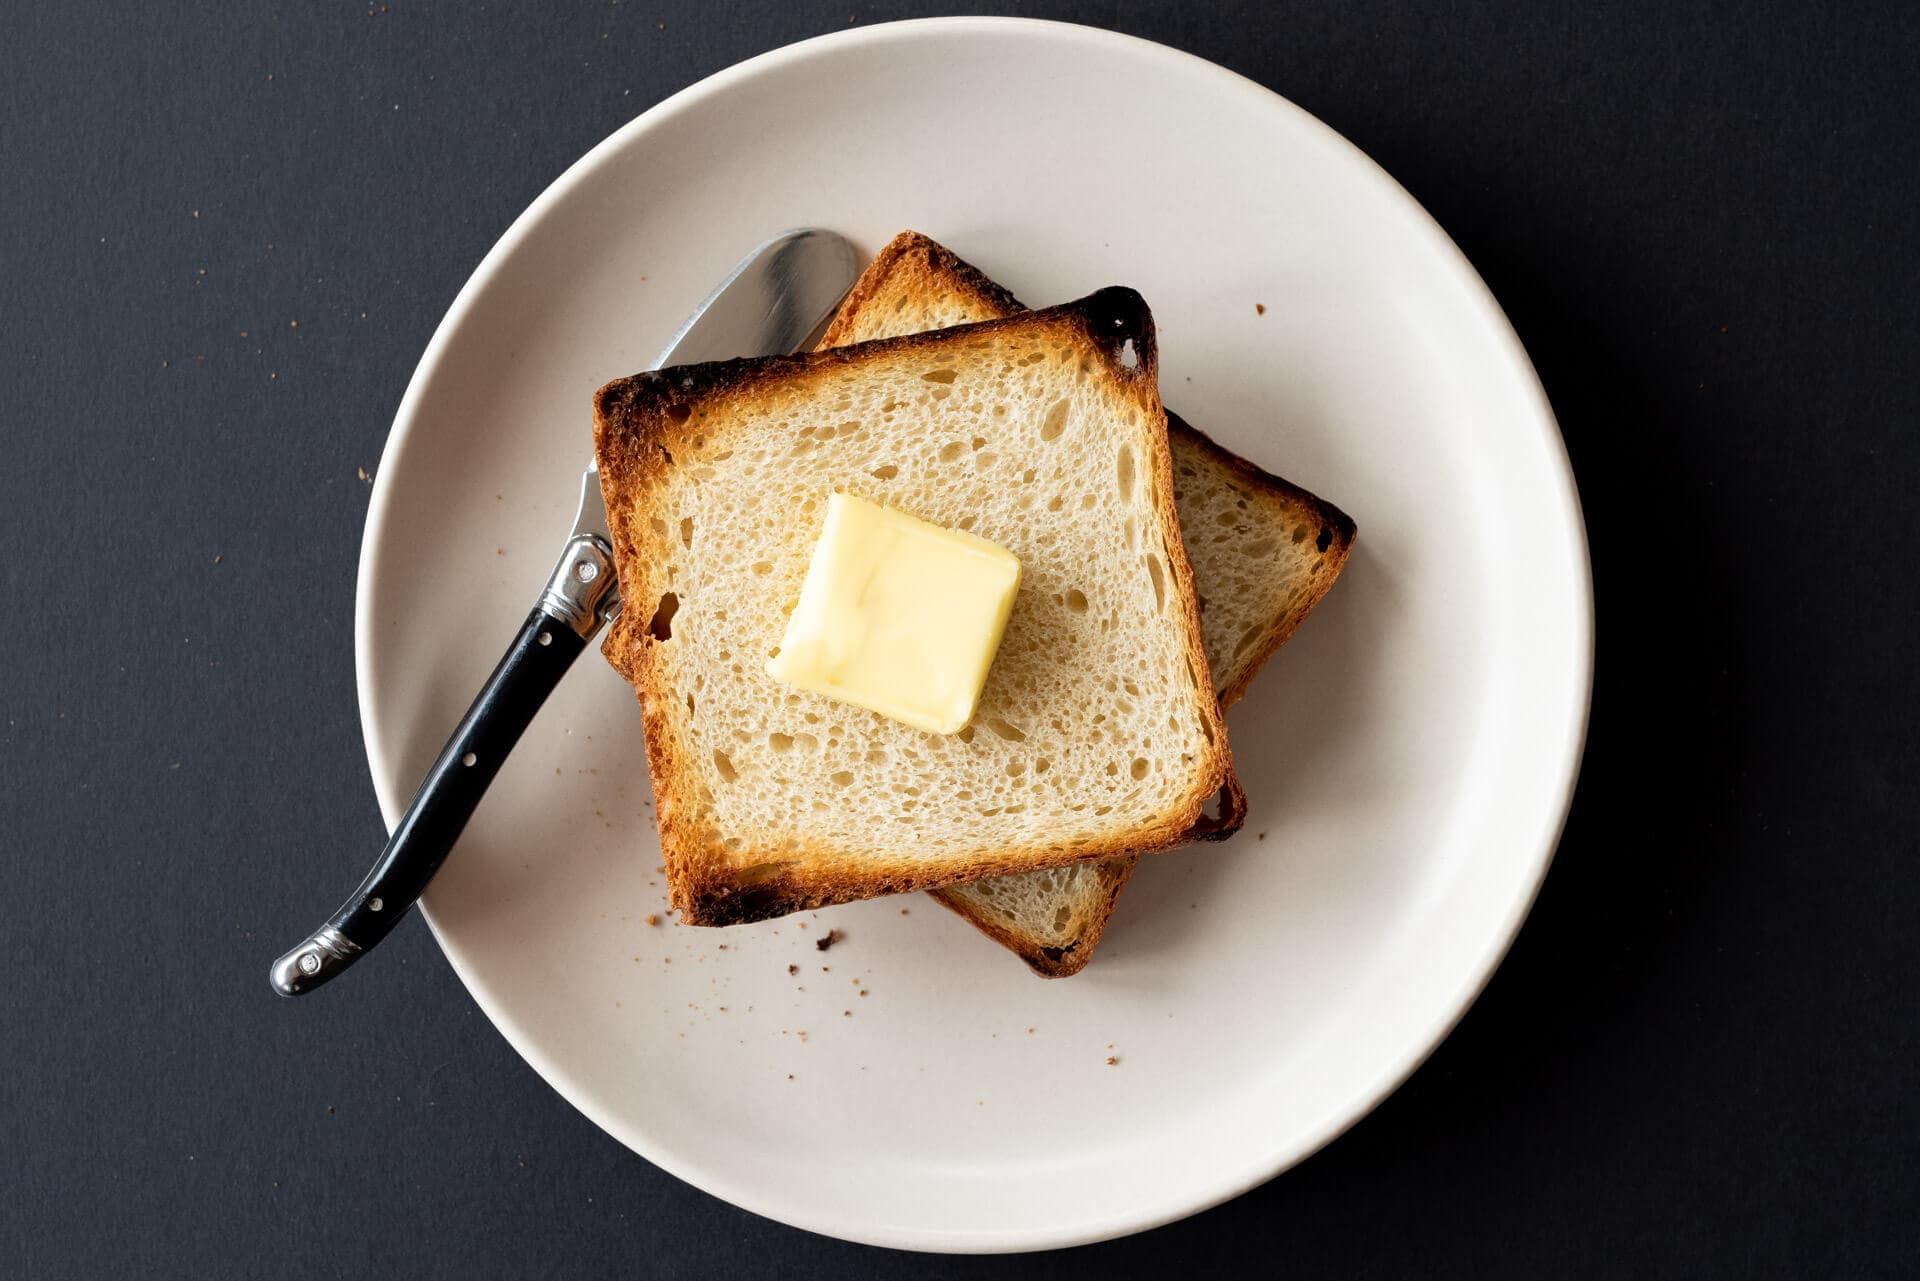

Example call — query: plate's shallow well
[356,18,1591,1253]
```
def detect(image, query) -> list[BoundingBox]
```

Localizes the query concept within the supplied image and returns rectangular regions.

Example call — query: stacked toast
[593,232,1352,975]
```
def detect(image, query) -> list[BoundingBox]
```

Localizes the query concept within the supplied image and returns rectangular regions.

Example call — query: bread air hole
[648,592,679,641]
[712,750,737,784]
[1131,758,1150,781]
[768,733,793,753]
[1145,552,1166,611]
[1116,445,1135,500]
[983,716,1027,742]
[1039,399,1069,442]
[922,368,958,384]
[829,771,854,787]
[678,516,694,549]
[870,464,898,480]
[1065,589,1088,613]
[938,441,967,463]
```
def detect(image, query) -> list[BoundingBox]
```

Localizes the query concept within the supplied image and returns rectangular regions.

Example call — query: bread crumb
[212,554,222,564]
[814,929,840,952]
[842,1010,850,1017]
[858,989,868,997]
[644,914,658,926]
[1255,303,1266,315]
[1106,1056,1118,1066]
[787,964,798,976]
[356,467,370,482]
[899,908,909,915]
[1257,831,1266,840]
[786,1073,794,1080]
[1026,1027,1034,1034]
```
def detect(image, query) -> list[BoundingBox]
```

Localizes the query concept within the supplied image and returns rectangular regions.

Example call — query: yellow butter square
[766,493,1021,734]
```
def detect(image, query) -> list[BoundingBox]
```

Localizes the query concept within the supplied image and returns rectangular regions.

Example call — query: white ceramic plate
[356,17,1591,1253]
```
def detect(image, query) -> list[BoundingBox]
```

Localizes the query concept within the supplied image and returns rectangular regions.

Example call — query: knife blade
[271,228,860,996]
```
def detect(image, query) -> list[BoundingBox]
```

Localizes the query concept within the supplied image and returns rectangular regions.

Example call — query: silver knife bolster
[537,534,621,637]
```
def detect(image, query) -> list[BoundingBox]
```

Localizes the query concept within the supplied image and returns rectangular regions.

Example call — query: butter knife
[271,228,860,995]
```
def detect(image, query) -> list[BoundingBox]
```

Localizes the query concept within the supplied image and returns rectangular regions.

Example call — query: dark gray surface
[4,3,1915,1277]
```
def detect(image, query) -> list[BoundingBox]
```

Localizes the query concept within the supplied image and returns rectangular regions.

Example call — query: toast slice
[822,232,1355,975]
[595,288,1238,926]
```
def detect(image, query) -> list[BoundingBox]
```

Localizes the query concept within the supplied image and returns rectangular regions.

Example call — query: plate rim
[353,15,1594,1253]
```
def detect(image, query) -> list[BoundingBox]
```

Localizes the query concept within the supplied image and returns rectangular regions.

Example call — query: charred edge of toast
[929,856,1141,978]
[816,231,1026,350]
[1188,773,1250,842]
[599,287,1160,437]
[673,838,1153,930]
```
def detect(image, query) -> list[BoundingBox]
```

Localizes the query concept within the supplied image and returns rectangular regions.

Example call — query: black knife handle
[270,607,589,996]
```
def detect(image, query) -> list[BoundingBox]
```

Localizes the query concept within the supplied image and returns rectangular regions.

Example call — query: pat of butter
[766,493,1021,734]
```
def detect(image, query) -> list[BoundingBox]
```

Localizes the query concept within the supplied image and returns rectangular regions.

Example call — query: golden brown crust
[815,231,1025,350]
[1168,412,1357,709]
[927,769,1245,976]
[595,290,1235,927]
[929,856,1140,978]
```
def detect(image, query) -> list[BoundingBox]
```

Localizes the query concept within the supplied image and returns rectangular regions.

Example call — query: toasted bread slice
[595,289,1237,926]
[822,232,1354,975]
